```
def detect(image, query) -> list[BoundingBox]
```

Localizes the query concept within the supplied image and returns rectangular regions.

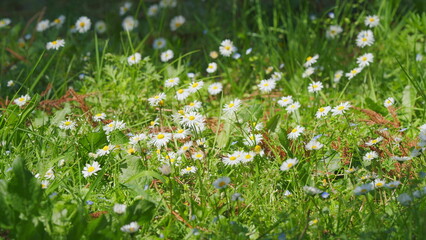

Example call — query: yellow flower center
[52,40,57,45]
[369,18,375,22]
[224,46,231,50]
[306,56,313,61]
[291,128,297,133]
[362,37,367,42]
[186,167,192,171]
[192,83,199,88]
[177,129,184,133]
[64,121,72,126]
[177,89,184,94]
[79,22,85,27]
[102,146,110,151]
[376,183,383,187]
[157,134,165,139]
[195,154,202,158]
[245,154,252,159]
[361,189,367,193]
[87,166,95,173]
[254,145,262,152]
[337,106,345,111]
[351,70,357,74]
[228,103,234,108]
[188,116,195,121]
[287,163,293,168]
[319,108,325,112]
[18,97,25,102]
[230,156,237,161]
[362,57,367,61]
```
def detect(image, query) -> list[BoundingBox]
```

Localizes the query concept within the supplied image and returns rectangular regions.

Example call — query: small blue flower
[321,192,330,199]
[86,200,94,205]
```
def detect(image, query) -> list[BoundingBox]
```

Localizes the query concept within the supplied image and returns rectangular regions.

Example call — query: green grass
[1,0,426,239]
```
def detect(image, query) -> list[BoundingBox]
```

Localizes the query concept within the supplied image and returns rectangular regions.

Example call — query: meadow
[1,0,426,239]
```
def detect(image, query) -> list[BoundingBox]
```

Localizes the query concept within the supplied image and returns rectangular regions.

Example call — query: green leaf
[266,114,281,132]
[109,131,128,145]
[79,131,108,152]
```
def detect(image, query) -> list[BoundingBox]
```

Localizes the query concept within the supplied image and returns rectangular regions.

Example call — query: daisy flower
[150,133,172,148]
[165,77,180,88]
[184,100,202,111]
[192,151,204,160]
[305,140,324,150]
[93,113,106,122]
[119,2,132,16]
[243,134,263,146]
[384,97,394,107]
[46,39,65,50]
[333,70,344,83]
[113,203,127,214]
[258,79,277,93]
[103,120,126,134]
[187,81,204,93]
[178,141,193,154]
[326,25,343,39]
[223,99,242,114]
[288,126,305,140]
[122,16,139,31]
[271,72,282,81]
[286,101,301,113]
[277,96,293,107]
[331,102,351,116]
[128,53,141,65]
[50,15,65,28]
[280,158,299,171]
[36,19,50,32]
[222,152,242,166]
[315,106,331,118]
[148,4,160,17]
[308,81,323,93]
[303,186,323,195]
[397,193,412,206]
[346,67,363,79]
[75,16,91,33]
[44,169,55,180]
[41,180,49,189]
[181,166,197,175]
[153,37,166,49]
[59,119,77,130]
[213,177,231,189]
[7,80,15,87]
[356,53,374,68]
[372,179,386,189]
[14,94,31,107]
[391,156,411,162]
[0,18,11,28]
[129,133,147,145]
[240,151,255,163]
[175,89,190,101]
[160,0,177,8]
[219,39,235,57]
[206,62,218,73]
[174,128,190,139]
[365,15,380,28]
[95,21,107,33]
[363,151,378,161]
[170,15,185,31]
[302,67,315,78]
[208,82,223,95]
[303,54,319,68]
[386,181,401,189]
[121,222,140,233]
[82,161,101,178]
[96,145,115,156]
[180,112,206,131]
[356,30,374,48]
[148,93,166,106]
[354,183,373,195]
[161,49,174,62]
[365,137,383,146]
